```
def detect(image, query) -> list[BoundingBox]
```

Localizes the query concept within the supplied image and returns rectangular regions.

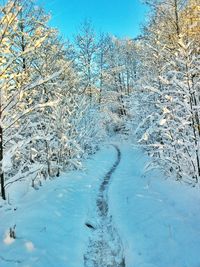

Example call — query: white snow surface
[0,143,200,267]
[109,144,200,267]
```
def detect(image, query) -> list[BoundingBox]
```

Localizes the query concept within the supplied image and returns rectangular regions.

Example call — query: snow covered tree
[131,0,200,183]
[0,1,105,199]
[75,20,97,101]
[0,0,62,199]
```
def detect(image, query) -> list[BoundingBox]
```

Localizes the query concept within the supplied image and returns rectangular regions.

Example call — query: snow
[3,232,15,246]
[109,144,200,267]
[0,143,200,267]
[159,118,167,125]
[0,146,116,267]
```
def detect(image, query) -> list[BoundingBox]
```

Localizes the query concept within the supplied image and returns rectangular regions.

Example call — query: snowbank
[109,144,200,267]
[0,145,116,267]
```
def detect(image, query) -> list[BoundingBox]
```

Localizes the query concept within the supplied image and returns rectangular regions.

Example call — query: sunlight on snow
[3,231,15,245]
[25,241,35,252]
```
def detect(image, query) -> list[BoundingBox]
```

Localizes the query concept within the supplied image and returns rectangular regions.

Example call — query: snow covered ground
[0,143,200,267]
[109,144,200,267]
[0,146,116,267]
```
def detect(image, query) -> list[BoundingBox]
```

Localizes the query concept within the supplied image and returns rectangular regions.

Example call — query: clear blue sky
[37,0,148,39]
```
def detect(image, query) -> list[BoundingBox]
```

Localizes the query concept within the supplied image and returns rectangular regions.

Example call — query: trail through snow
[84,145,125,267]
[0,143,200,267]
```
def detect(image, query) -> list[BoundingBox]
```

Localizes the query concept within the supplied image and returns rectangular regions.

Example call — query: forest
[0,0,199,201]
[0,1,200,267]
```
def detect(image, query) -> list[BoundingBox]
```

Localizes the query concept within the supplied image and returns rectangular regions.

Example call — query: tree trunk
[174,0,180,36]
[45,140,51,177]
[0,114,5,200]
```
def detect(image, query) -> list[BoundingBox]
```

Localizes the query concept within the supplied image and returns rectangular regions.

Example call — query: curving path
[84,145,125,267]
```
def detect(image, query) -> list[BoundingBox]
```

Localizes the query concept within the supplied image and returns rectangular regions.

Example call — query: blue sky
[37,0,148,39]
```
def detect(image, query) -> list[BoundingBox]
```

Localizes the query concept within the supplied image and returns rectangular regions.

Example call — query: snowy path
[0,145,120,267]
[1,143,200,267]
[84,145,125,267]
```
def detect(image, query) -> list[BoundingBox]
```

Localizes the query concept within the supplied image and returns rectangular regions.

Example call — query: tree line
[0,0,199,200]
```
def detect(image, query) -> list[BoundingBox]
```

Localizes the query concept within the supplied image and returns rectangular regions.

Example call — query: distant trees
[75,20,97,101]
[96,36,136,134]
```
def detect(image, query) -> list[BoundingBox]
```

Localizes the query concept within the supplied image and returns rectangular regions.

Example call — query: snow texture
[0,143,200,267]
